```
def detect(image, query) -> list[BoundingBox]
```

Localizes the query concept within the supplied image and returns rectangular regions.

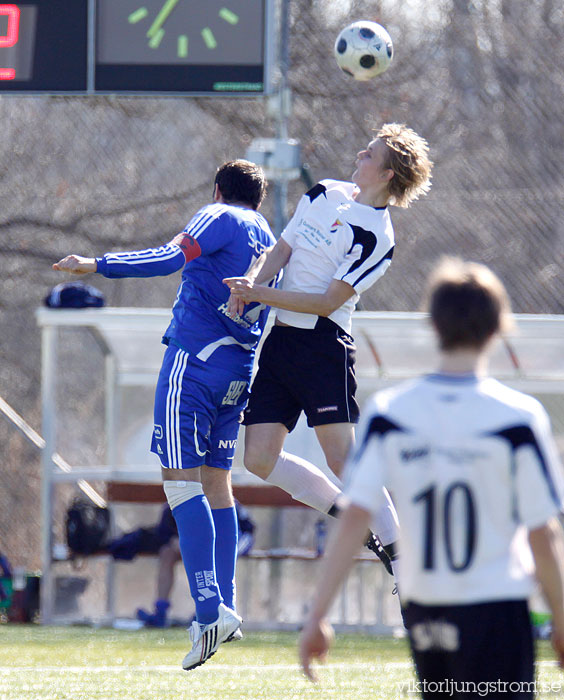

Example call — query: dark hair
[214,159,267,210]
[426,258,513,351]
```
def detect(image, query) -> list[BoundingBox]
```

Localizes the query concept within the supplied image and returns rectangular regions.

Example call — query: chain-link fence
[1,0,563,570]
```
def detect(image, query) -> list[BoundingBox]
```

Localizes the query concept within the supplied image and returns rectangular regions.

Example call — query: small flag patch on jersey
[330,219,343,232]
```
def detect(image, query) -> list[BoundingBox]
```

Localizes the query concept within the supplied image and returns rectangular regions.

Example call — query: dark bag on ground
[66,500,110,556]
[107,527,162,560]
[107,504,177,560]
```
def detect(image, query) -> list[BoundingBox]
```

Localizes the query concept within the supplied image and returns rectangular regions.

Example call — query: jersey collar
[425,372,481,384]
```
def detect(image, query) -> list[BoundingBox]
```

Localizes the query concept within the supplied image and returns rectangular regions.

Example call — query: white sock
[370,487,399,546]
[265,450,341,514]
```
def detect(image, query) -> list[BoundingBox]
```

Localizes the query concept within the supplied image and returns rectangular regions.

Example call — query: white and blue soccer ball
[334,21,393,81]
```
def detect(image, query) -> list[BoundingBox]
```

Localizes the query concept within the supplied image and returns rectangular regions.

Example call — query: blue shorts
[151,344,249,470]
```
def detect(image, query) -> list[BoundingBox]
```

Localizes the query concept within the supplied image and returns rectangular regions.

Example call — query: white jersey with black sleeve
[344,373,564,605]
[278,179,394,334]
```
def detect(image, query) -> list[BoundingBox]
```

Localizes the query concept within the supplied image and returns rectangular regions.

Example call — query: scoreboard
[0,0,273,94]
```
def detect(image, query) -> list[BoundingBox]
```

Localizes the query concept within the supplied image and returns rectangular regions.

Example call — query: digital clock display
[0,1,88,91]
[0,4,36,81]
[0,0,271,94]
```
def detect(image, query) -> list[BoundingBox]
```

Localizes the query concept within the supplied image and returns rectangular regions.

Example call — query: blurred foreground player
[299,257,564,698]
[225,124,433,574]
[53,160,276,670]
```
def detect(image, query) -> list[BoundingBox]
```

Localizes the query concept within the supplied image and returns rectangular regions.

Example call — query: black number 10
[413,482,476,572]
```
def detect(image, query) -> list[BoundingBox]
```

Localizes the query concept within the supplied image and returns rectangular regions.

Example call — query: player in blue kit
[53,159,277,671]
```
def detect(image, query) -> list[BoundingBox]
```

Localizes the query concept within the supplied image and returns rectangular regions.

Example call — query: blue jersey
[96,203,277,377]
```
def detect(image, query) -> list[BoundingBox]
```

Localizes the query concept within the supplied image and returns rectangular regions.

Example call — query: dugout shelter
[35,307,564,626]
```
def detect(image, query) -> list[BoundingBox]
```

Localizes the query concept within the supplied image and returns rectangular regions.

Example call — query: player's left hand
[298,617,334,682]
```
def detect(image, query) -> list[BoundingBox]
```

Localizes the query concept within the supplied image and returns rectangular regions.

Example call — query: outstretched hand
[298,617,335,682]
[53,255,97,275]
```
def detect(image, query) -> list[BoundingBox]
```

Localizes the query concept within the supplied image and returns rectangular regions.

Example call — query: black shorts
[244,317,359,431]
[403,599,534,699]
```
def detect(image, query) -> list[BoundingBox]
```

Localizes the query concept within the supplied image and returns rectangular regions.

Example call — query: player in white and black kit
[225,124,433,572]
[299,258,564,697]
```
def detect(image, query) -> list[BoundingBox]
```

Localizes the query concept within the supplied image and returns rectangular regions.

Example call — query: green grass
[0,625,561,699]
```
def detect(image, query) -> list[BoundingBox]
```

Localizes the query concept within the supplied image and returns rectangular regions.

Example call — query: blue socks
[211,506,239,611]
[169,493,239,622]
[171,494,222,624]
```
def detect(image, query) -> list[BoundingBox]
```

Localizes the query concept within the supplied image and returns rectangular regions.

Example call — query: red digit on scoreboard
[0,3,20,80]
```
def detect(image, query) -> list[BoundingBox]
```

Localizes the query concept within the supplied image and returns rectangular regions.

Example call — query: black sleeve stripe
[367,415,403,437]
[491,424,560,508]
[348,246,394,288]
[305,183,327,202]
[344,224,377,275]
[353,415,404,464]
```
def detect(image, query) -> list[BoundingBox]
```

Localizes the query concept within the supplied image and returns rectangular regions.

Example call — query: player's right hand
[52,255,97,274]
[298,617,334,682]
[226,293,246,319]
[551,622,564,669]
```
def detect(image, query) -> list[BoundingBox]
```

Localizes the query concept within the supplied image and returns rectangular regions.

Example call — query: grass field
[0,625,561,699]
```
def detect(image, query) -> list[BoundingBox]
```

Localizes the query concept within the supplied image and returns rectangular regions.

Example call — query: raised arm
[224,235,355,317]
[225,275,355,317]
[252,238,292,284]
[529,517,564,668]
[53,237,193,279]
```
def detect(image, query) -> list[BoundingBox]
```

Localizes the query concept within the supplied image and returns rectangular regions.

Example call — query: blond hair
[425,257,514,351]
[376,123,433,208]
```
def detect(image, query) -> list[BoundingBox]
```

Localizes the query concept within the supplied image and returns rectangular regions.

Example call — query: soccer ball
[334,21,393,81]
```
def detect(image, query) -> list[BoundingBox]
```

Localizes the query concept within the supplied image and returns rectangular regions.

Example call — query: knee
[201,468,232,507]
[244,444,277,480]
[324,454,346,478]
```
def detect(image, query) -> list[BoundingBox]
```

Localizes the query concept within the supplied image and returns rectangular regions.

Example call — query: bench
[104,481,398,632]
[106,481,303,508]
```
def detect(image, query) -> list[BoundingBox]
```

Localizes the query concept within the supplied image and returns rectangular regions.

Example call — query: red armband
[171,233,202,263]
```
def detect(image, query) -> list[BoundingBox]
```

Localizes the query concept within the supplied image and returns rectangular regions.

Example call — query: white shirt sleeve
[515,406,564,529]
[334,227,393,294]
[343,401,388,515]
